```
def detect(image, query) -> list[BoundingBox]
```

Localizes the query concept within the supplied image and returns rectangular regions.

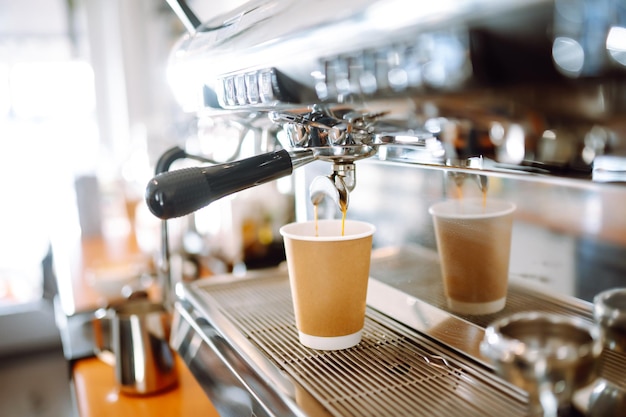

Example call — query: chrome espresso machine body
[147,1,626,415]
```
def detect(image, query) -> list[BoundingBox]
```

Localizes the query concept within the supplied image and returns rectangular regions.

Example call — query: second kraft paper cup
[429,198,515,315]
[280,219,375,350]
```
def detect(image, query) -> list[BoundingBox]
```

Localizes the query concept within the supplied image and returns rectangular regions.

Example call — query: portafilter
[145,105,429,220]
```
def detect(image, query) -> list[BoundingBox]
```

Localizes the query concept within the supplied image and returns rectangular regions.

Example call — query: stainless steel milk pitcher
[93,299,178,395]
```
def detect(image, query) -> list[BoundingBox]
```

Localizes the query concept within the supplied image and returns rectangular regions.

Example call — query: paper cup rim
[279,219,375,241]
[428,198,516,219]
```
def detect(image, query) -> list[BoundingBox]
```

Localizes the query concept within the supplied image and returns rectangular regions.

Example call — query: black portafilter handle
[145,149,294,220]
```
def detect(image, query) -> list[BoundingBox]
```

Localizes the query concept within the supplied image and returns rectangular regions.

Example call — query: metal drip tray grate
[192,275,529,417]
[180,247,626,416]
[367,246,626,389]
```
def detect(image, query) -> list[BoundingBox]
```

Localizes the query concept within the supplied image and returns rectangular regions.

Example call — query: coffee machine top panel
[163,0,626,185]
[167,0,625,113]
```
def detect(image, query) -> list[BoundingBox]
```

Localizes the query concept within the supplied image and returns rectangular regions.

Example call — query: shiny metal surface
[167,0,626,186]
[586,377,626,417]
[272,106,431,210]
[582,350,626,417]
[160,2,626,416]
[93,300,178,395]
[171,0,553,105]
[169,246,626,416]
[165,0,200,34]
[309,174,349,214]
[171,300,300,417]
[480,312,602,417]
[585,288,626,416]
[594,288,626,354]
[365,246,626,415]
[173,269,529,417]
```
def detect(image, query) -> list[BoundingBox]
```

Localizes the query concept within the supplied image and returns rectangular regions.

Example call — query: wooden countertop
[72,355,220,417]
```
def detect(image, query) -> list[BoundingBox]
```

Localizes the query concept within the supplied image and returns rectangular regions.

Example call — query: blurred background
[0,0,244,415]
[0,0,248,352]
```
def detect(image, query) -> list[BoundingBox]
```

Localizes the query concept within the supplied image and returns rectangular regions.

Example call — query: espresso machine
[146,0,626,415]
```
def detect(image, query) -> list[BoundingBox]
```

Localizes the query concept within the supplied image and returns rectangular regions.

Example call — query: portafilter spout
[310,165,351,215]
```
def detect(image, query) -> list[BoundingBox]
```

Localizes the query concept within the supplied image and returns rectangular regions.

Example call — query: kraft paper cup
[429,198,516,315]
[280,219,375,350]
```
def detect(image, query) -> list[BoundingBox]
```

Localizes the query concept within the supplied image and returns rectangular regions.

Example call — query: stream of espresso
[340,199,347,236]
[314,203,319,236]
[455,183,463,200]
[313,201,348,237]
[456,181,488,209]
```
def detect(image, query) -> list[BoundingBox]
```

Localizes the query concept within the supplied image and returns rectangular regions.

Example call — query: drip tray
[367,246,626,391]
[176,246,626,417]
[185,274,527,417]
